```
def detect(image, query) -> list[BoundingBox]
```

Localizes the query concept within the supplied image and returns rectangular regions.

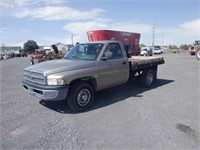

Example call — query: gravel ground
[0,52,200,150]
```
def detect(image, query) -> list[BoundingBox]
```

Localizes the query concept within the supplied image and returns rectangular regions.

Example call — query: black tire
[196,49,200,61]
[67,82,94,112]
[140,69,156,88]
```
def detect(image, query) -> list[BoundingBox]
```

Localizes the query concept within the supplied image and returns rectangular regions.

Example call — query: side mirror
[101,51,113,60]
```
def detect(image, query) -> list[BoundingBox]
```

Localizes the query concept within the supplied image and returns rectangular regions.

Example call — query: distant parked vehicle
[0,53,4,60]
[3,53,10,59]
[153,48,161,54]
[14,53,21,57]
[188,40,200,60]
[140,47,153,56]
[153,46,163,54]
[160,47,165,53]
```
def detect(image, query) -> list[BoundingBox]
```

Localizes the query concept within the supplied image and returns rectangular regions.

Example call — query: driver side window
[103,43,123,59]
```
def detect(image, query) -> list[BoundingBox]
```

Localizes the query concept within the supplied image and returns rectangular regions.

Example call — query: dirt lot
[1,52,200,150]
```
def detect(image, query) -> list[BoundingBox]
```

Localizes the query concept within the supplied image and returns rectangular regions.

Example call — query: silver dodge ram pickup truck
[22,41,164,111]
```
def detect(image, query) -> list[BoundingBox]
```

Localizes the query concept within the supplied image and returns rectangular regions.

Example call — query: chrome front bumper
[22,80,69,101]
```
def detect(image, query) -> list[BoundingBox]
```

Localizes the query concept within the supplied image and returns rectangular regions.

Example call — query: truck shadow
[39,79,174,114]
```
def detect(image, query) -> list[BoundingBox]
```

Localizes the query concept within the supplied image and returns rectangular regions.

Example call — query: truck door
[96,43,129,91]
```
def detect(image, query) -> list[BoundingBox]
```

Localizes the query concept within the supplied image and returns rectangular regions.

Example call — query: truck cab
[64,41,130,90]
[22,41,130,111]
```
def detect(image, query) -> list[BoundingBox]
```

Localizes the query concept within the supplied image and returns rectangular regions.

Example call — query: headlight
[47,78,66,85]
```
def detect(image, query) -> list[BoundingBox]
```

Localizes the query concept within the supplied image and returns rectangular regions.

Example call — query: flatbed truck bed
[129,56,165,71]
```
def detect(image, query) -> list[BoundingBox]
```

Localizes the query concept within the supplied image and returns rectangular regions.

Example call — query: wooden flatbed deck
[128,56,165,71]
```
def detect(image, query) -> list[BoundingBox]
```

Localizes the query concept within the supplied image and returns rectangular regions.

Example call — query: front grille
[24,70,46,85]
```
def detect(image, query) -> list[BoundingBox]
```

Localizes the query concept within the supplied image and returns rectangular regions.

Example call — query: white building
[55,42,74,52]
[0,46,22,53]
[39,43,73,54]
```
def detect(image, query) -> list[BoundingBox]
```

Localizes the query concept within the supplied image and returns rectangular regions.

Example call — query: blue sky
[0,0,199,47]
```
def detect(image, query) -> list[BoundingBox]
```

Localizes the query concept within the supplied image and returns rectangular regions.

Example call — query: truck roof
[81,40,123,44]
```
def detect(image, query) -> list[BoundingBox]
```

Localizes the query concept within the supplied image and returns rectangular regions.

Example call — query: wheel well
[69,77,97,91]
[137,66,157,75]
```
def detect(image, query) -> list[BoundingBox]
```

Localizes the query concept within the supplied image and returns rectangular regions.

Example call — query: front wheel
[67,82,94,112]
[196,49,200,61]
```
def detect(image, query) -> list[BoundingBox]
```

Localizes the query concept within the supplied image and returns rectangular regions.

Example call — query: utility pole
[71,34,74,45]
[162,31,165,47]
[152,24,156,47]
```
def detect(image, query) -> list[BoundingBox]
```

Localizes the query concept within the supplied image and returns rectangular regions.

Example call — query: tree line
[140,44,192,50]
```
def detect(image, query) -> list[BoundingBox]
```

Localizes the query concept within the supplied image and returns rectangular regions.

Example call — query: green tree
[179,44,192,50]
[23,40,39,54]
[0,44,7,53]
[139,44,146,47]
[168,45,178,50]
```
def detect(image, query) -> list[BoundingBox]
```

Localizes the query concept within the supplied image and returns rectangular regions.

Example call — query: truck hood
[25,59,96,75]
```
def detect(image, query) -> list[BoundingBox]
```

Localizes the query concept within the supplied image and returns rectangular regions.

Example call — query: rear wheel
[67,82,94,112]
[196,49,200,61]
[140,68,157,88]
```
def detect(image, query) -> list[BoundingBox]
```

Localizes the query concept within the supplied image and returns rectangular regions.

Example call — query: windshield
[64,43,104,61]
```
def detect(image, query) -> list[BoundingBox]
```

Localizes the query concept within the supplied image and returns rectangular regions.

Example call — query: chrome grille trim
[24,70,46,85]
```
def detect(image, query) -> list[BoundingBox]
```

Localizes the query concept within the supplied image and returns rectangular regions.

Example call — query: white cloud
[3,0,104,21]
[177,19,200,43]
[94,18,113,22]
[38,0,66,5]
[19,28,31,33]
[16,6,106,21]
[0,27,9,33]
[62,19,200,46]
[63,22,108,43]
[2,0,110,22]
[1,0,66,7]
[63,22,107,33]
[154,19,200,45]
[0,1,14,8]
[111,22,152,34]
[14,0,30,7]
[179,18,199,31]
[39,36,71,45]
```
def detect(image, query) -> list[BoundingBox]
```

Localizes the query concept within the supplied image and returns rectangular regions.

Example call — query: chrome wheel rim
[77,89,91,106]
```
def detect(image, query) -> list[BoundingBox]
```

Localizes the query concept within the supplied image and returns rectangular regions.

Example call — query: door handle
[122,61,126,64]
